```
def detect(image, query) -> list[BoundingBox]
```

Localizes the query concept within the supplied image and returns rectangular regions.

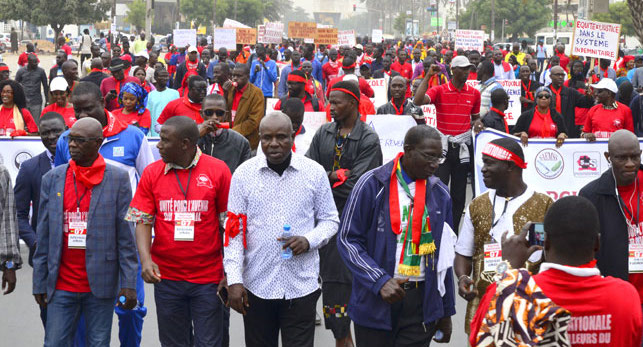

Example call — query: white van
[534,30,573,56]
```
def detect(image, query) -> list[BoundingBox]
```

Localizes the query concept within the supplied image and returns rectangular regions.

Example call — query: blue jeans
[74,257,147,347]
[154,279,224,347]
[44,290,115,347]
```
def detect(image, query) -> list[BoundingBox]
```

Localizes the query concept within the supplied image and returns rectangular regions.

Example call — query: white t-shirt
[455,187,542,262]
[393,180,425,281]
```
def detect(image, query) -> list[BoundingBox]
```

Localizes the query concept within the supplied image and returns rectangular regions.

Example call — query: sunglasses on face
[537,94,551,99]
[203,109,226,118]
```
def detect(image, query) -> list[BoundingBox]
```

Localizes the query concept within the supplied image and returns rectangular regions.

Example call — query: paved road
[1,246,470,346]
[0,51,473,346]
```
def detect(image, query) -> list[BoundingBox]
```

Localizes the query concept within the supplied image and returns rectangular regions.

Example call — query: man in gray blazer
[32,118,138,347]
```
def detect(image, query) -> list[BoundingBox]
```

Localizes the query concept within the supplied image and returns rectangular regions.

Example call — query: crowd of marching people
[1,29,643,346]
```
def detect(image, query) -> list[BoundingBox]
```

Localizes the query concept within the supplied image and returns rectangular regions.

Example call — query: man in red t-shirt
[100,58,139,111]
[580,130,643,327]
[583,78,634,140]
[273,70,324,112]
[157,75,207,127]
[322,48,341,88]
[470,196,642,346]
[413,55,482,228]
[326,56,374,99]
[126,116,231,346]
[33,118,138,346]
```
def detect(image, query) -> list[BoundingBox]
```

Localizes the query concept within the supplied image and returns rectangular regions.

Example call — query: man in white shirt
[224,112,339,347]
[454,138,553,334]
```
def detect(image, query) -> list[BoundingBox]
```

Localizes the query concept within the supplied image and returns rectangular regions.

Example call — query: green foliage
[283,6,312,23]
[592,2,634,37]
[0,0,109,48]
[458,0,549,39]
[126,0,147,31]
[394,13,409,34]
[181,0,291,28]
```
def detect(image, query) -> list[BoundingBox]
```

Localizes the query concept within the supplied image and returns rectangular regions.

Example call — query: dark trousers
[154,279,224,347]
[243,289,321,347]
[354,282,437,347]
[436,143,473,230]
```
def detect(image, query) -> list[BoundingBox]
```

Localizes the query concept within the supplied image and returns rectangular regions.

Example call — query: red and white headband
[482,143,527,169]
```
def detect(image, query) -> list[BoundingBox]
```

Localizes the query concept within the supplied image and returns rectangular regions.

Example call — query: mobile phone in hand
[528,222,545,247]
[217,286,228,305]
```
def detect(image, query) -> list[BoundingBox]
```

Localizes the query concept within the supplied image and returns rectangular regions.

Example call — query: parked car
[0,33,11,47]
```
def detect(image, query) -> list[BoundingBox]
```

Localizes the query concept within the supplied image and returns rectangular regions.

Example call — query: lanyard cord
[616,177,640,231]
[491,193,513,228]
[72,174,88,211]
[174,168,192,200]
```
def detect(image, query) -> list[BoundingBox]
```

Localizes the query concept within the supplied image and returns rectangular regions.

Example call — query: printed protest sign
[454,30,485,52]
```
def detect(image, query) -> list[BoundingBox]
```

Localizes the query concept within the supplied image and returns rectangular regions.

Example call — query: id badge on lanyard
[483,243,502,272]
[174,212,195,241]
[68,209,87,249]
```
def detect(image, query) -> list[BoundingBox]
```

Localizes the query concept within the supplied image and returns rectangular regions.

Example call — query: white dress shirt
[223,153,339,300]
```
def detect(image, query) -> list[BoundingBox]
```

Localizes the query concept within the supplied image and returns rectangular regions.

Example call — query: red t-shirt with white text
[56,168,91,293]
[129,154,231,284]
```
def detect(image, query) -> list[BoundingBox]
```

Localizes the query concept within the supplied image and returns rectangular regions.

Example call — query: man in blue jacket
[54,82,154,347]
[249,44,278,99]
[337,125,455,346]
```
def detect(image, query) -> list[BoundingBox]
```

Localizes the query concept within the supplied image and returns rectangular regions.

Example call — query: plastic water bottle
[281,224,293,259]
[119,295,140,309]
[434,330,444,340]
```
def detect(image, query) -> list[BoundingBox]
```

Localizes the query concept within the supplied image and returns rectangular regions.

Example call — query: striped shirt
[427,81,481,136]
[0,164,21,269]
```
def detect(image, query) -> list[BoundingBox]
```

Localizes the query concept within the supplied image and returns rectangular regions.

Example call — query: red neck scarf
[292,125,302,152]
[391,99,404,115]
[389,153,427,246]
[90,68,102,73]
[69,154,106,189]
[522,80,533,101]
[535,107,556,138]
[550,86,562,114]
[103,109,129,137]
[490,107,509,133]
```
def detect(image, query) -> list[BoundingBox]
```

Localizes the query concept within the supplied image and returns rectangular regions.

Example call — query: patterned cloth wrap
[476,269,571,347]
[118,82,148,114]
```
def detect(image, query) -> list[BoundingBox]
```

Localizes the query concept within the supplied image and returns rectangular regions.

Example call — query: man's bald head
[72,117,103,138]
[260,112,292,134]
[90,58,103,70]
[551,66,565,75]
[608,129,639,153]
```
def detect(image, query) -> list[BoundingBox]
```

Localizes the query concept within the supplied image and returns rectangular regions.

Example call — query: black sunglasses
[203,109,226,118]
[537,94,551,99]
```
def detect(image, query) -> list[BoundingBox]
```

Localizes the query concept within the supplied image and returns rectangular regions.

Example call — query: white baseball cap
[187,45,198,53]
[590,78,618,94]
[50,77,68,92]
[354,44,363,50]
[137,50,149,59]
[450,55,473,68]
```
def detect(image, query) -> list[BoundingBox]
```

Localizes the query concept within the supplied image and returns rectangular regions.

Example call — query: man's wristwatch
[495,260,512,276]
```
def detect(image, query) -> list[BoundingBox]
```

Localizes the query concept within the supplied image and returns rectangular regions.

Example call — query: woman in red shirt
[41,77,76,127]
[112,82,151,135]
[583,78,634,141]
[513,86,568,147]
[0,79,38,136]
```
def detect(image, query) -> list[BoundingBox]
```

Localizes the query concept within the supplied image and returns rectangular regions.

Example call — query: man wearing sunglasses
[53,82,154,347]
[33,117,139,347]
[198,93,251,174]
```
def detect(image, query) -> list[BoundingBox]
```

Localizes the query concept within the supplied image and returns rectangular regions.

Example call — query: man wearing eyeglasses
[33,117,139,346]
[454,137,552,335]
[580,129,643,330]
[53,82,154,347]
[337,125,456,346]
[548,65,594,138]
[198,93,251,174]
